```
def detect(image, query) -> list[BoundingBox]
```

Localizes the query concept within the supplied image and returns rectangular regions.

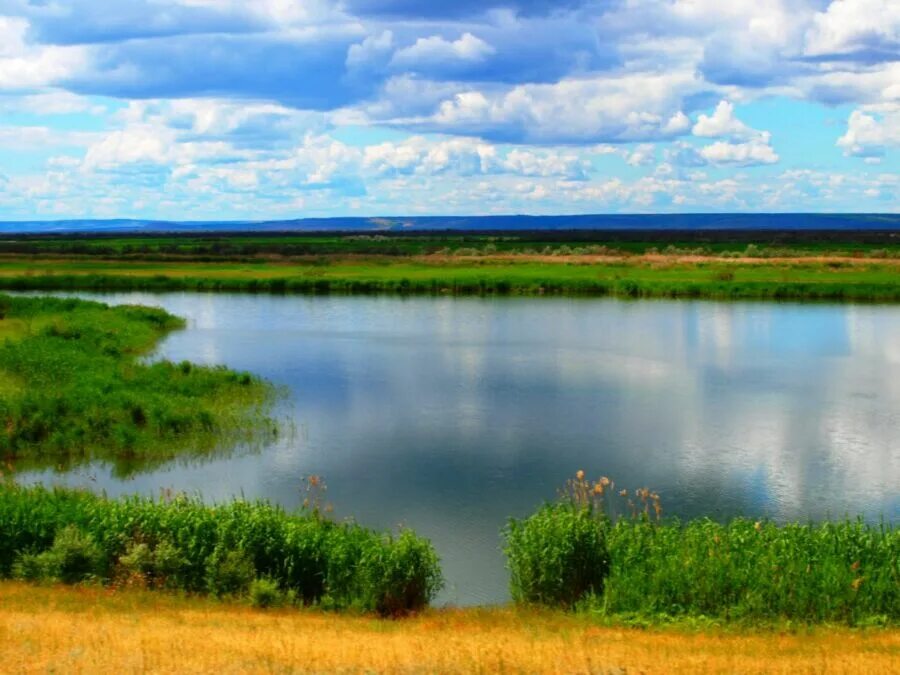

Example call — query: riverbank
[0,582,896,674]
[0,295,273,473]
[0,254,899,301]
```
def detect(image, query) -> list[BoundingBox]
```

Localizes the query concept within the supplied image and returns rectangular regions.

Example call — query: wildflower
[576,470,585,481]
[754,521,762,532]
[851,577,864,591]
[619,489,627,497]
[850,561,860,571]
[593,483,603,495]
[600,476,610,487]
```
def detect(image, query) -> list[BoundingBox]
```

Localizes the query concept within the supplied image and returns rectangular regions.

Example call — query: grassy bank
[0,294,273,474]
[0,483,442,615]
[504,476,898,625]
[3,229,900,260]
[4,482,896,625]
[0,582,896,674]
[0,256,898,301]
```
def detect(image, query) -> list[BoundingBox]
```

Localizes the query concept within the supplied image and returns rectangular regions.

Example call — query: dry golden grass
[0,583,897,674]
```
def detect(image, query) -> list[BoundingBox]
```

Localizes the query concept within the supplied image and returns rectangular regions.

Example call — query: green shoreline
[0,262,899,301]
[0,295,274,475]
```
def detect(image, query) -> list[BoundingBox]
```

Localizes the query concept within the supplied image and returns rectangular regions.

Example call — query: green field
[2,230,899,259]
[0,256,898,301]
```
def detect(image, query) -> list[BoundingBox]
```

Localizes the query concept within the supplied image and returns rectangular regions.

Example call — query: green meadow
[0,256,898,301]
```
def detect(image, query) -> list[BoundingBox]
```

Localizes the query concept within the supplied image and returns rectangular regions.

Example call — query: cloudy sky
[0,0,897,219]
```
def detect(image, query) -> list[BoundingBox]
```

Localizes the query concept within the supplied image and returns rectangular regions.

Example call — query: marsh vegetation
[505,474,898,625]
[0,295,273,474]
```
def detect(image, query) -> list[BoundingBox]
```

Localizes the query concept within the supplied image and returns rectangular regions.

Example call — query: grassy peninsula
[0,294,273,474]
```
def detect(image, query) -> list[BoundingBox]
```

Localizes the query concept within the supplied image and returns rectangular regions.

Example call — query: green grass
[0,257,898,301]
[0,294,274,474]
[503,477,899,625]
[0,483,442,615]
[3,231,900,259]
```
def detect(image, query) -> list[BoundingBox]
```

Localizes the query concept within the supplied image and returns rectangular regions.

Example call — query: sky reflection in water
[18,293,900,604]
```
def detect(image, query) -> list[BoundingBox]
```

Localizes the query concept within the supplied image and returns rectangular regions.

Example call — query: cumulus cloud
[0,16,89,90]
[362,136,591,179]
[0,0,896,218]
[804,0,900,61]
[391,33,495,68]
[401,71,699,143]
[692,101,758,140]
[346,30,394,70]
[837,104,900,158]
[699,137,780,166]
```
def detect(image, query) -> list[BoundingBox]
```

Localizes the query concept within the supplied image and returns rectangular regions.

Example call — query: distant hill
[0,213,897,234]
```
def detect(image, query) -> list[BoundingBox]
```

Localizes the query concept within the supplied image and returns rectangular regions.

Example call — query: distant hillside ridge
[0,213,897,235]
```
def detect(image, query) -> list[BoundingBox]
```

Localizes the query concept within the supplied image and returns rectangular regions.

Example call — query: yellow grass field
[0,583,896,674]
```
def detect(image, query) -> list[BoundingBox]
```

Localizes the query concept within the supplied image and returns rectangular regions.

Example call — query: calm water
[18,293,900,604]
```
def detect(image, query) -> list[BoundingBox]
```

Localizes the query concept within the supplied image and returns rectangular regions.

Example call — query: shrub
[356,530,444,616]
[205,548,256,597]
[250,577,282,608]
[13,525,102,584]
[504,503,610,608]
[117,538,187,589]
[503,474,898,623]
[0,485,443,614]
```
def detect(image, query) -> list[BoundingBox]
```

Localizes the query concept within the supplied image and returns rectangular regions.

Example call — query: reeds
[0,295,274,473]
[0,483,443,615]
[505,472,899,624]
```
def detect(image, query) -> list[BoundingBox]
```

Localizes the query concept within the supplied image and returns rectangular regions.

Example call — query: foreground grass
[0,582,896,674]
[0,295,273,474]
[0,255,899,301]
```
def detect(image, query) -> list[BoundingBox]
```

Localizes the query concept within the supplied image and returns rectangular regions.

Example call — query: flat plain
[1,582,897,674]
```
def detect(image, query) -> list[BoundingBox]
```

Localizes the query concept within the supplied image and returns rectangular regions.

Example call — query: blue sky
[0,0,896,219]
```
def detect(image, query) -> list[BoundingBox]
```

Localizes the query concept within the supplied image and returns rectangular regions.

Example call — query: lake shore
[1,582,897,674]
[0,253,899,301]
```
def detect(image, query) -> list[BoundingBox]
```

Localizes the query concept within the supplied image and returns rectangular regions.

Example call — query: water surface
[18,293,900,604]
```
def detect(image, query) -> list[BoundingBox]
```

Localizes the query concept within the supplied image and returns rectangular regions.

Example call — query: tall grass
[0,294,274,473]
[3,271,900,301]
[504,473,899,624]
[0,483,442,615]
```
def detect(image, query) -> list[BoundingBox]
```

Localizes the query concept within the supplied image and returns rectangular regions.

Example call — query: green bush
[502,492,898,623]
[250,577,282,608]
[356,529,444,616]
[117,538,187,588]
[13,525,102,584]
[504,503,611,608]
[206,548,257,597]
[0,485,443,614]
[598,518,899,623]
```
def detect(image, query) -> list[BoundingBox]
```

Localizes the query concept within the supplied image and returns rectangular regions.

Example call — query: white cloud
[418,71,701,143]
[346,30,393,69]
[699,136,779,166]
[692,101,759,140]
[82,126,178,169]
[804,0,900,57]
[391,33,494,68]
[624,144,655,166]
[0,17,89,90]
[837,104,900,158]
[362,136,590,179]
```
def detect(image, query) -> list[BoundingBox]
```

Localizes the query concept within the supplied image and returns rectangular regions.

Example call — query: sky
[0,0,896,220]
